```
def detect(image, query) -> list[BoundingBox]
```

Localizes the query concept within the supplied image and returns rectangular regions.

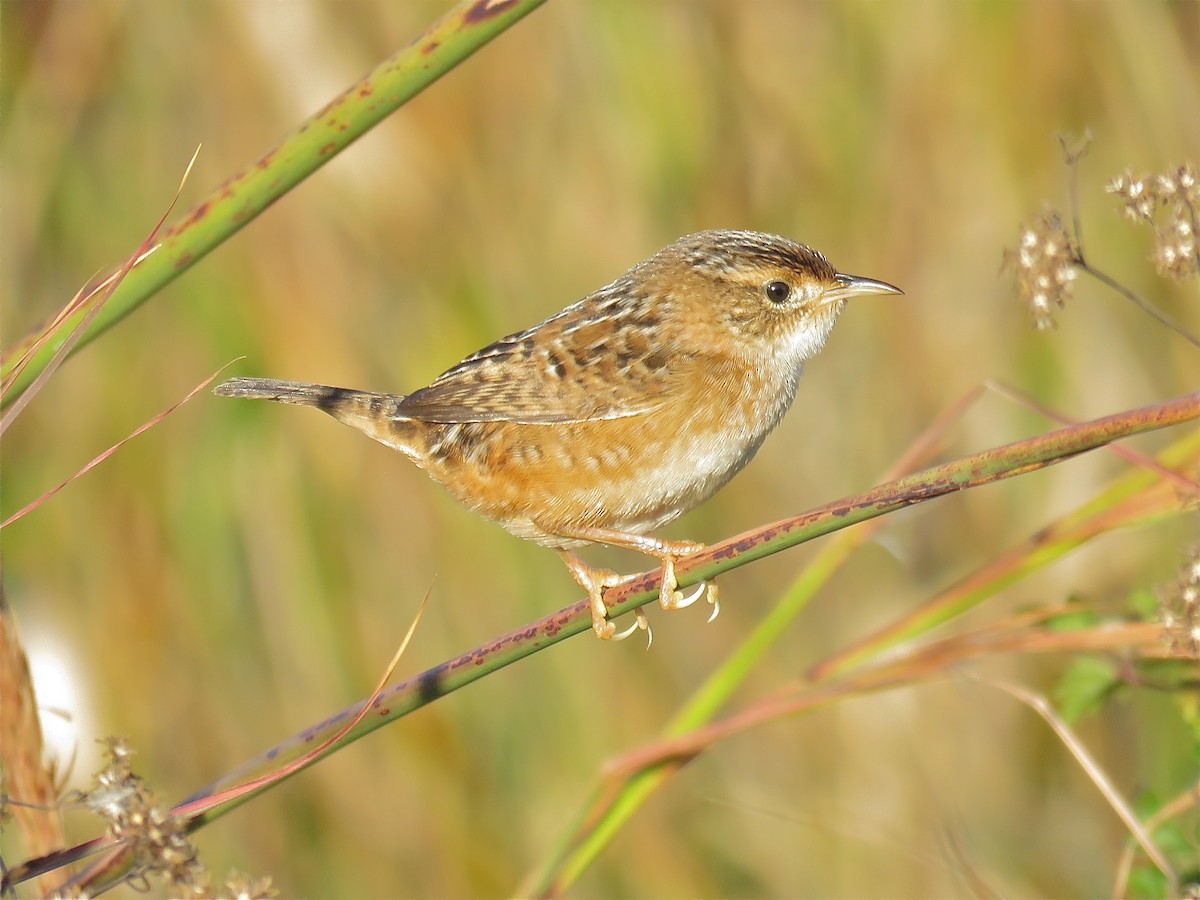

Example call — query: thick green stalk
[7,392,1197,893]
[523,401,1200,895]
[178,393,1200,826]
[0,0,549,405]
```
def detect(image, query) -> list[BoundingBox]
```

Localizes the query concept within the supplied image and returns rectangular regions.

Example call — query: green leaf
[1054,655,1120,722]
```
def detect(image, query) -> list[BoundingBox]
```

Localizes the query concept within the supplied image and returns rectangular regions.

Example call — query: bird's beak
[824,272,904,303]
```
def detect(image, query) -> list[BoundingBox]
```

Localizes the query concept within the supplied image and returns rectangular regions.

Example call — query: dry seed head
[1157,163,1200,205]
[1153,204,1199,280]
[1003,208,1079,329]
[225,871,281,899]
[1109,162,1200,281]
[1107,169,1160,221]
[1159,544,1200,658]
[76,736,277,896]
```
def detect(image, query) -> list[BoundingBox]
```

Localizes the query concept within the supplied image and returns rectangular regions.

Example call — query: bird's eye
[765,280,791,303]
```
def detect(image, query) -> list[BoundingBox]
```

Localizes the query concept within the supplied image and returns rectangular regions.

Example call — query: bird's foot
[654,540,719,621]
[558,550,652,645]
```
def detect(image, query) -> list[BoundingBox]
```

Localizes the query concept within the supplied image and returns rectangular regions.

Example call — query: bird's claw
[558,551,652,645]
[559,541,715,646]
[706,583,721,623]
[669,581,707,610]
[657,545,719,624]
[595,607,652,645]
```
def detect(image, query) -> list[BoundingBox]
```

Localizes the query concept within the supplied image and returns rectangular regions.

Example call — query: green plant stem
[811,426,1200,681]
[0,0,549,406]
[1080,262,1200,350]
[524,402,1200,895]
[11,392,1196,893]
[174,394,1200,825]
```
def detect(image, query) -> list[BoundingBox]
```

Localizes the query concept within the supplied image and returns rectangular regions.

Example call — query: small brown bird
[215,230,900,641]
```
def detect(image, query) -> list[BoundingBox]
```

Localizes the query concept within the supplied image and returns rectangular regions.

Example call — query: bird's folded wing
[396,313,695,425]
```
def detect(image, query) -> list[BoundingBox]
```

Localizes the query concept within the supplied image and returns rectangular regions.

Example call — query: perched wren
[214,230,901,641]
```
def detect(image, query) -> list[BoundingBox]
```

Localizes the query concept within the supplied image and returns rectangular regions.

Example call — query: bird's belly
[415,397,779,548]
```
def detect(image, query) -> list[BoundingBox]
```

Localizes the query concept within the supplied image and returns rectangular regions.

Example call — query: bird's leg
[557,550,650,642]
[553,526,719,624]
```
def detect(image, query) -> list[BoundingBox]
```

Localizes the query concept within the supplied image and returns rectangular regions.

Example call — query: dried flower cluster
[1002,207,1080,329]
[1158,545,1200,659]
[73,737,277,899]
[1107,164,1200,280]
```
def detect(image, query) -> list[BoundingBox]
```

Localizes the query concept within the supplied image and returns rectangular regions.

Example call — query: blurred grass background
[2,1,1198,896]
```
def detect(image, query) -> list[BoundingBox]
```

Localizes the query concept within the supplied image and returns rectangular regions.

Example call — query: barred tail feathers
[213,377,409,448]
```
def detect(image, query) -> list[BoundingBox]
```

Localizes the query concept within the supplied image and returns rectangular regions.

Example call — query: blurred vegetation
[2,1,1198,897]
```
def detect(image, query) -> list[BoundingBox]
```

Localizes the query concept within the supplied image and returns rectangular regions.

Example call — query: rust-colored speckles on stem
[173,252,194,271]
[422,40,440,55]
[162,200,209,239]
[356,84,373,98]
[542,613,570,637]
[464,0,518,25]
[183,200,210,227]
[318,142,337,157]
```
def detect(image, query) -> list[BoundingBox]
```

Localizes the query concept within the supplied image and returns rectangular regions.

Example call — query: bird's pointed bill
[826,273,904,302]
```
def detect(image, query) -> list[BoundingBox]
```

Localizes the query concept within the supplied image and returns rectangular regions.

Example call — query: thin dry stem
[982,677,1177,895]
[0,146,199,432]
[1112,778,1200,896]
